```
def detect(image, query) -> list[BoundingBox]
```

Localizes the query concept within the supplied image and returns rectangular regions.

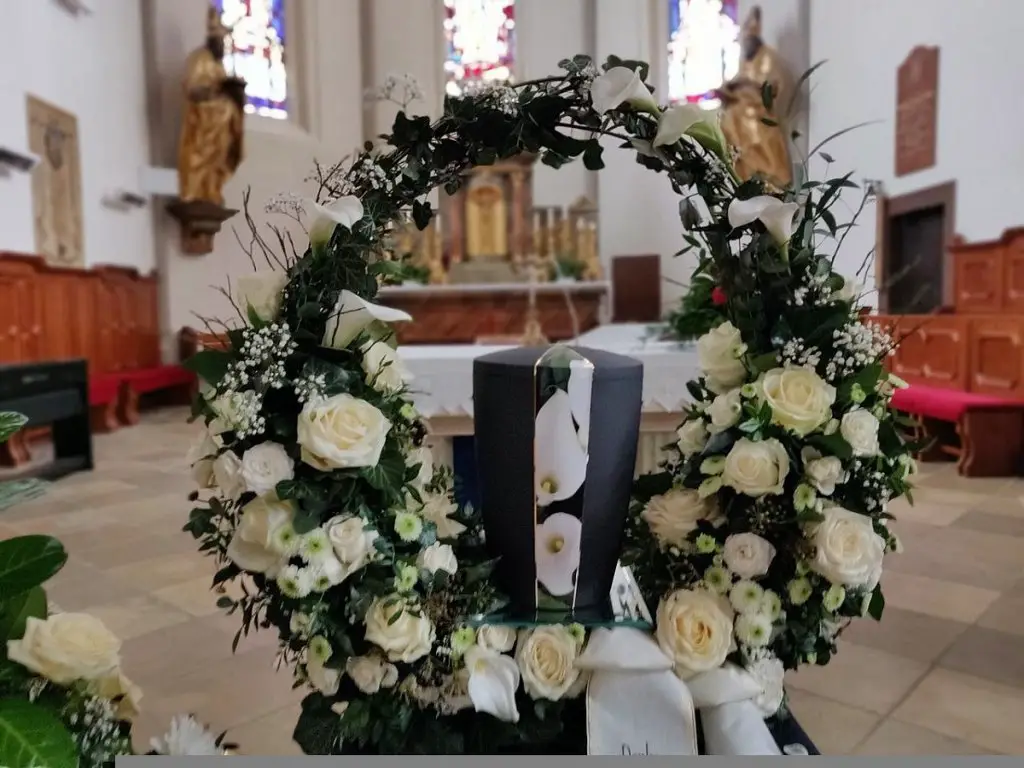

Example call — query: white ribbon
[576,627,781,756]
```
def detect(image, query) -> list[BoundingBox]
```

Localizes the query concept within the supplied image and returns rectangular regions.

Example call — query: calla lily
[567,360,593,451]
[534,390,588,506]
[653,103,706,147]
[322,289,412,350]
[590,67,658,115]
[535,512,583,597]
[465,646,521,723]
[306,196,365,246]
[727,195,800,246]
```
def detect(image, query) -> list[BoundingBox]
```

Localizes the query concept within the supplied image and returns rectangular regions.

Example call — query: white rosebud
[840,408,881,457]
[240,442,295,496]
[722,533,775,579]
[417,542,458,576]
[697,322,748,394]
[721,438,790,497]
[676,419,709,457]
[809,506,886,589]
[707,388,743,434]
[642,488,722,549]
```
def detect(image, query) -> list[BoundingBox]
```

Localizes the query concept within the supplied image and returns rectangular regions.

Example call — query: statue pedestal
[166,199,237,256]
[448,257,524,285]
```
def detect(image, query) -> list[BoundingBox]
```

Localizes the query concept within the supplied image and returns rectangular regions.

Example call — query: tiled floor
[5,407,1022,755]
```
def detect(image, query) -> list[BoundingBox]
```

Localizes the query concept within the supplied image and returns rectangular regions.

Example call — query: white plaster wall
[808,0,1024,298]
[0,0,155,270]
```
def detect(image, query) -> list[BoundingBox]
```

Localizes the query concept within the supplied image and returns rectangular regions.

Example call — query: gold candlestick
[521,253,548,346]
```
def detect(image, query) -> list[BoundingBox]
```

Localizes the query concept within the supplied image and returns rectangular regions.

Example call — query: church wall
[0,0,155,271]
[808,0,1024,304]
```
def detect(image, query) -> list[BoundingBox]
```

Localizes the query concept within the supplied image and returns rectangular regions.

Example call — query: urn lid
[474,345,642,381]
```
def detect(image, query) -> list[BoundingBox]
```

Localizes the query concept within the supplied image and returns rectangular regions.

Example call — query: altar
[402,323,699,494]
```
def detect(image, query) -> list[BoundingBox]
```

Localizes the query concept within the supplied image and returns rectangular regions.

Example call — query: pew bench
[891,386,1024,477]
[116,365,195,426]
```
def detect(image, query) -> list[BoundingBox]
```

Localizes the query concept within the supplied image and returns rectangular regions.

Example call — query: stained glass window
[667,0,739,109]
[214,0,288,119]
[443,0,515,97]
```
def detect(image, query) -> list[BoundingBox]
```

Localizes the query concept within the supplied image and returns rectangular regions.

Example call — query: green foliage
[0,537,67,600]
[182,349,232,388]
[0,414,27,445]
[0,587,47,643]
[0,699,78,768]
[665,275,724,341]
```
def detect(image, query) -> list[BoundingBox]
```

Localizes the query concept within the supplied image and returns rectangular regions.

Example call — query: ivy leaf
[182,349,232,388]
[411,200,433,230]
[0,537,67,598]
[360,447,407,494]
[293,694,342,756]
[806,433,853,461]
[582,141,604,171]
[0,699,78,768]
[0,413,27,445]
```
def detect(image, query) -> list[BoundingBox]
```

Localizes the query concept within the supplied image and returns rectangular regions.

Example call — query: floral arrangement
[182,54,913,755]
[0,413,229,766]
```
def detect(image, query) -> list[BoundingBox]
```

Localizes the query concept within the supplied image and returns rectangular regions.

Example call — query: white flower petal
[567,361,593,451]
[535,512,582,597]
[760,201,800,245]
[727,195,777,229]
[307,196,365,245]
[535,390,588,506]
[589,67,657,115]
[322,290,413,349]
[465,647,521,723]
[727,196,798,246]
[653,103,705,147]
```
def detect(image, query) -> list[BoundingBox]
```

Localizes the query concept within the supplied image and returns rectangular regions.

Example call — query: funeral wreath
[183,54,914,754]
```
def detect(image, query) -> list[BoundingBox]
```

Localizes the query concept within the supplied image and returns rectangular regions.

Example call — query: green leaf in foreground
[0,698,78,768]
[0,537,68,598]
[0,413,28,445]
[0,586,47,642]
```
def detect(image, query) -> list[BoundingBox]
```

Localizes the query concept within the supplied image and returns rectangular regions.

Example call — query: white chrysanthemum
[299,529,333,563]
[150,715,222,756]
[728,580,764,614]
[746,654,785,716]
[277,565,313,599]
[735,612,772,647]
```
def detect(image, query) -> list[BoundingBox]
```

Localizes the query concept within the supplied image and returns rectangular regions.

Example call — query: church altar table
[378,281,610,344]
[401,323,698,480]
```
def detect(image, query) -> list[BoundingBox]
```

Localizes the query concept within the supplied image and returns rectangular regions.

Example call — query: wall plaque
[895,46,939,177]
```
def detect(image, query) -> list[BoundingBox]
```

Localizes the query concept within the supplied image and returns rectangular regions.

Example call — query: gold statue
[718,6,793,188]
[177,7,247,206]
[464,173,508,260]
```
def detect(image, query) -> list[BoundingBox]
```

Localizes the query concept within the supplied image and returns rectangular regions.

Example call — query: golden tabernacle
[382,154,607,344]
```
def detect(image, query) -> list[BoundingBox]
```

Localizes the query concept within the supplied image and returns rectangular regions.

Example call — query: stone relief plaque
[26,95,84,267]
[895,46,939,177]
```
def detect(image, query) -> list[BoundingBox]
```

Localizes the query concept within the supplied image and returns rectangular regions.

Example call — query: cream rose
[297,393,391,470]
[186,429,220,489]
[655,589,734,679]
[417,542,458,576]
[476,625,517,653]
[364,596,435,663]
[324,515,378,582]
[721,438,790,497]
[212,450,245,500]
[240,442,295,496]
[676,419,709,457]
[642,488,721,549]
[809,506,886,589]
[802,447,845,495]
[235,270,289,323]
[226,494,295,575]
[92,670,143,721]
[8,614,121,684]
[759,367,836,436]
[306,650,340,696]
[707,388,743,434]
[516,626,581,701]
[697,322,748,393]
[346,652,399,694]
[840,409,880,457]
[722,533,776,579]
[360,339,412,394]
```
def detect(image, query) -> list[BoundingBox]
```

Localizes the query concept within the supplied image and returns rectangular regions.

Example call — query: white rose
[476,625,517,654]
[212,450,245,500]
[840,409,880,457]
[364,597,435,663]
[655,589,734,679]
[721,438,790,497]
[306,650,340,696]
[413,491,466,539]
[407,446,434,488]
[417,542,458,576]
[722,533,776,579]
[697,322,748,393]
[801,447,845,496]
[324,515,378,582]
[642,488,721,549]
[360,339,412,394]
[226,494,295,575]
[240,442,295,496]
[235,270,289,323]
[516,626,581,701]
[186,429,220,489]
[345,653,399,694]
[297,393,391,470]
[676,419,709,457]
[8,614,121,684]
[759,368,836,436]
[707,388,743,434]
[809,506,886,589]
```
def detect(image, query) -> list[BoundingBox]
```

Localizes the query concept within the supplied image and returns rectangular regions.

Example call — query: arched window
[667,0,739,109]
[443,0,516,97]
[214,0,288,120]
